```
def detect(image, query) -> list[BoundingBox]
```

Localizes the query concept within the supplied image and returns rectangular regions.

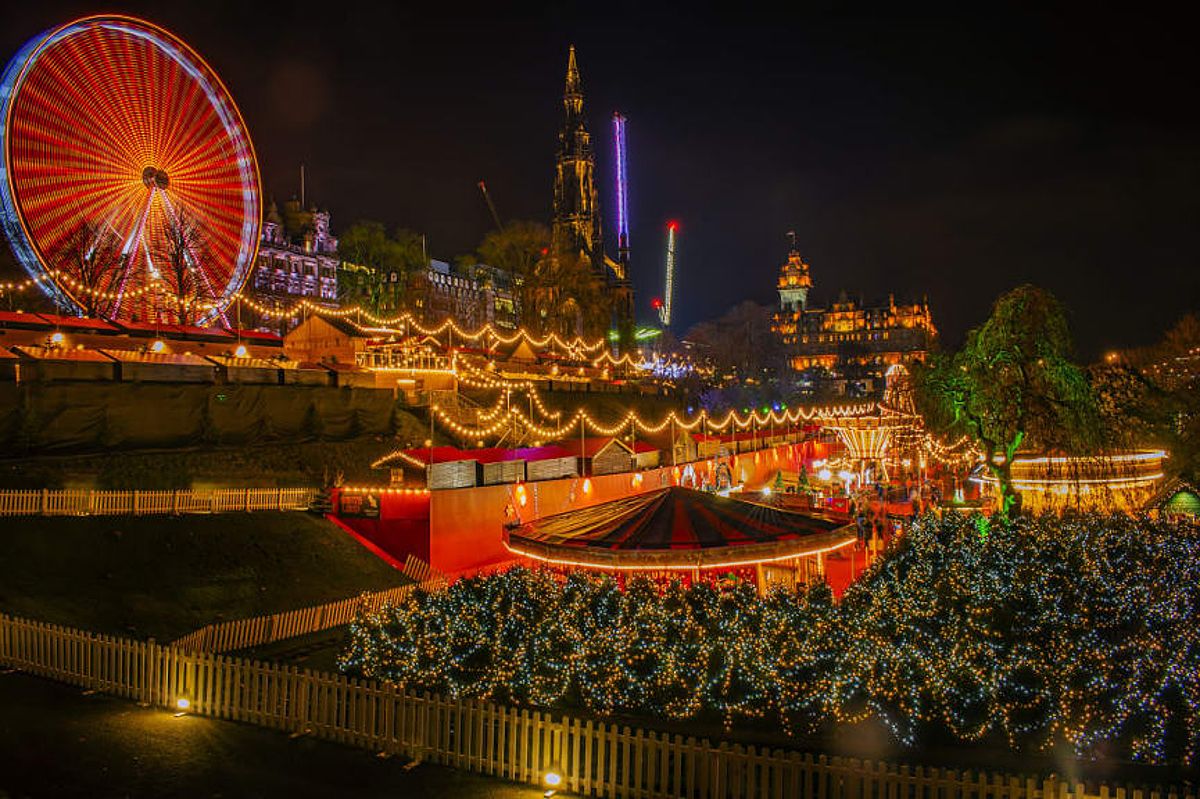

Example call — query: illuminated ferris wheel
[0,15,261,325]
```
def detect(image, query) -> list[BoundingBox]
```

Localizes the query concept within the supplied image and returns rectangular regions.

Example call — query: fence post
[40,488,47,514]
[244,488,251,512]
[277,488,284,511]
[142,638,157,706]
[132,490,140,515]
[172,490,179,516]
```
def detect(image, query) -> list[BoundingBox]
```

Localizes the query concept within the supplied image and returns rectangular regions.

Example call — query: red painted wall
[329,490,432,568]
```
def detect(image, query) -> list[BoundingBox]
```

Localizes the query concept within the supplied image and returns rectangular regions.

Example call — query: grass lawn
[0,512,407,641]
[0,670,537,799]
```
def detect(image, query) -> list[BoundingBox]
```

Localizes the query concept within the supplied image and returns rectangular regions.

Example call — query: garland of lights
[341,512,1200,765]
[198,295,612,353]
[371,399,873,467]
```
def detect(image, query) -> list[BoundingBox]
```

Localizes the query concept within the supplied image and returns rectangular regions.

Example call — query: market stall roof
[33,313,122,332]
[11,345,114,362]
[102,349,212,365]
[504,486,855,570]
[396,446,483,466]
[0,311,121,332]
[113,320,236,341]
[554,436,634,459]
[514,445,576,462]
[226,328,284,344]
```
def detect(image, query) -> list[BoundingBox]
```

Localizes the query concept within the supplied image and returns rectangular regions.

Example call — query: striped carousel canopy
[504,487,855,571]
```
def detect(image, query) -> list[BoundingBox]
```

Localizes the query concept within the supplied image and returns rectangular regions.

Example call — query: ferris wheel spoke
[112,189,157,314]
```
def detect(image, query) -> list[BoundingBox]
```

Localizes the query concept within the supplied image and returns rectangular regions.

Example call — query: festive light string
[197,294,612,353]
[370,400,870,468]
[372,382,939,468]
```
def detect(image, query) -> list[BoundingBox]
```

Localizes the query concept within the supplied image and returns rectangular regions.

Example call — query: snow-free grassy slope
[0,512,405,640]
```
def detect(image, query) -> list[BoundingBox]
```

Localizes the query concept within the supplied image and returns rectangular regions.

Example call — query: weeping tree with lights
[914,285,1100,516]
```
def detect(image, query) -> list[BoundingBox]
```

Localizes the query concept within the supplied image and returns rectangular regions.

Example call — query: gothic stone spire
[553,45,602,275]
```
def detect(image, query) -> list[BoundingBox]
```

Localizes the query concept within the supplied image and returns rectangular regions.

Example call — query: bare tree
[55,221,125,318]
[159,210,209,325]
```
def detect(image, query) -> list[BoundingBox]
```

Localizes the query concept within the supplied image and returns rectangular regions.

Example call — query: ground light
[543,769,562,796]
[234,344,248,358]
[150,339,165,352]
[173,697,190,717]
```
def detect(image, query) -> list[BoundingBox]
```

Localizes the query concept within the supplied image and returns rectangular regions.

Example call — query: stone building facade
[249,200,339,318]
[771,240,936,396]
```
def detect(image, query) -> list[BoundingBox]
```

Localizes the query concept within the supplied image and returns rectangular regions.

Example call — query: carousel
[502,486,856,592]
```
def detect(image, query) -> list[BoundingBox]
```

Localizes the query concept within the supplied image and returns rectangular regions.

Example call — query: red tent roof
[33,313,122,332]
[505,487,854,570]
[226,328,283,344]
[0,311,121,332]
[400,446,477,465]
[114,320,235,340]
[472,447,525,464]
[514,445,576,462]
[554,437,633,459]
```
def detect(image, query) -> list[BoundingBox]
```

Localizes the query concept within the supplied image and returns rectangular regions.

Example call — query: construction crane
[659,221,677,327]
[477,180,503,232]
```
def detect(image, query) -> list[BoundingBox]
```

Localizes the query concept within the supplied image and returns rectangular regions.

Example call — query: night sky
[1,2,1195,358]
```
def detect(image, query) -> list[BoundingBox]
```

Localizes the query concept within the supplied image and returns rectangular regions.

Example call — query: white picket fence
[0,611,1190,799]
[169,586,415,653]
[0,487,317,517]
[172,554,446,653]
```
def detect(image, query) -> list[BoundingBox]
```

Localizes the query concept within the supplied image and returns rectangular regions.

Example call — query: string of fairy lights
[371,392,873,467]
[209,292,615,354]
[1,274,622,356]
[340,511,1200,766]
[381,355,978,470]
[0,269,164,303]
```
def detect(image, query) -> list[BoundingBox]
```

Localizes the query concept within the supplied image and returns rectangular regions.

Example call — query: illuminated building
[551,46,634,338]
[409,260,518,330]
[771,237,936,395]
[250,200,339,319]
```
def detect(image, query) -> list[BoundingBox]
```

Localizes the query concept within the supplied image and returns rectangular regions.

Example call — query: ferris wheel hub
[141,166,170,190]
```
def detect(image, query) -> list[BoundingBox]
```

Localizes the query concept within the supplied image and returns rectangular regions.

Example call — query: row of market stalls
[0,310,377,387]
[393,437,663,490]
[282,314,664,394]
